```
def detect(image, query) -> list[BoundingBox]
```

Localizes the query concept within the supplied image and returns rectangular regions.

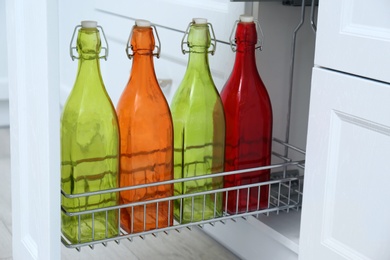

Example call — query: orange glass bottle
[116,20,173,233]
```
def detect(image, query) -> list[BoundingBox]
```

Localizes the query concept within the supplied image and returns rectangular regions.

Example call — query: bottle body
[171,20,225,223]
[117,23,173,233]
[61,24,119,243]
[221,18,273,214]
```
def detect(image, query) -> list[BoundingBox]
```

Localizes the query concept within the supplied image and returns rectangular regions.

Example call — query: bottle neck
[75,28,104,87]
[131,54,155,75]
[76,58,102,82]
[184,23,212,79]
[233,22,258,74]
[187,50,210,73]
[128,27,158,84]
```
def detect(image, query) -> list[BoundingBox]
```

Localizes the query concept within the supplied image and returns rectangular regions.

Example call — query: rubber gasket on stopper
[193,18,207,24]
[135,19,151,27]
[239,15,254,23]
[81,20,98,28]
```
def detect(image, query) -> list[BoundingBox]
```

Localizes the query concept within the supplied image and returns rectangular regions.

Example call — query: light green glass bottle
[61,21,119,243]
[171,18,225,223]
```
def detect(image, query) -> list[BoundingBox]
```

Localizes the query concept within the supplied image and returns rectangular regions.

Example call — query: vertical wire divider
[187,174,193,230]
[221,190,228,224]
[116,207,121,244]
[155,202,159,236]
[211,192,217,225]
[131,206,134,235]
[277,182,282,215]
[224,189,228,216]
[168,199,171,227]
[143,204,146,232]
[287,180,292,213]
[310,0,317,33]
[235,188,239,215]
[283,160,288,179]
[256,185,261,218]
[246,186,250,213]
[105,209,108,240]
[298,177,303,205]
[179,197,183,229]
[141,204,146,239]
[78,214,81,243]
[284,0,306,159]
[202,194,206,220]
[214,190,217,218]
[90,212,95,249]
[191,195,195,223]
[266,185,271,217]
[165,200,171,235]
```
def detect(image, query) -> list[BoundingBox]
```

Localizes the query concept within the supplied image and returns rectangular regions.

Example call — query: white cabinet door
[6,0,61,259]
[314,0,390,83]
[0,0,9,127]
[300,67,390,260]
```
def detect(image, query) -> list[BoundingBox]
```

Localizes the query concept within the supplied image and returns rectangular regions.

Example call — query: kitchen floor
[0,127,239,260]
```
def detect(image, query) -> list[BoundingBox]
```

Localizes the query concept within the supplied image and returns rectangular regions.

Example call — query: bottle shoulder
[117,82,170,112]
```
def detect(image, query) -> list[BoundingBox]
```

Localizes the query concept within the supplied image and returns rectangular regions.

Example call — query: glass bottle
[171,18,225,223]
[117,20,173,233]
[61,21,119,243]
[221,15,273,214]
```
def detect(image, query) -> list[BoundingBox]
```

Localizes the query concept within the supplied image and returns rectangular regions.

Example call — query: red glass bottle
[221,15,273,214]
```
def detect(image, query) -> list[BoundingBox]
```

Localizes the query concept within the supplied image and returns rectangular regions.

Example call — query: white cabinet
[300,0,390,259]
[5,1,61,259]
[0,1,9,127]
[301,68,390,260]
[5,0,390,259]
[314,0,390,83]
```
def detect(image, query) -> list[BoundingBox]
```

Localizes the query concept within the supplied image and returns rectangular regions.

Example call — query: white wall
[256,2,316,154]
[0,0,9,127]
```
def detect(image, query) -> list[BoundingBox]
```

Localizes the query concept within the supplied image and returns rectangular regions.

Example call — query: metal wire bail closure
[181,21,217,56]
[125,24,161,60]
[229,18,264,52]
[69,25,109,61]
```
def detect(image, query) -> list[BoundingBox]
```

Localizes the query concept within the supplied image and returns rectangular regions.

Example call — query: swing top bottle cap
[81,20,98,28]
[135,19,151,27]
[193,18,207,24]
[239,15,254,23]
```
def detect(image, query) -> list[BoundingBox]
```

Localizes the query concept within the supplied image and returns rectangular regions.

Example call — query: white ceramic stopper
[81,20,97,28]
[193,18,207,24]
[135,19,151,27]
[239,15,254,23]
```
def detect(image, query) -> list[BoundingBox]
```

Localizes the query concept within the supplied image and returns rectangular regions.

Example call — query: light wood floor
[0,127,239,260]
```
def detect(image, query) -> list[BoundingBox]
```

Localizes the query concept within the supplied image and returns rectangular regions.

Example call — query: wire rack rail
[61,138,305,251]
